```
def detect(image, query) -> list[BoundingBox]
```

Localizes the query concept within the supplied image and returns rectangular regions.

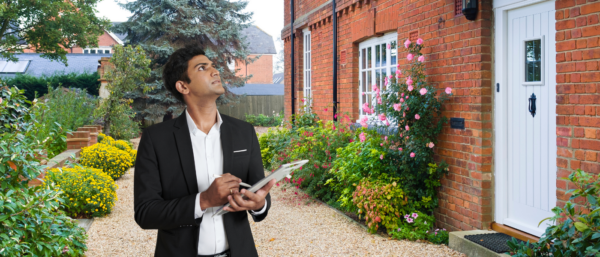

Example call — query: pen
[212,174,252,187]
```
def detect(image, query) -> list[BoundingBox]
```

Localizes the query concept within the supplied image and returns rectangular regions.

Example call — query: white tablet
[212,159,309,217]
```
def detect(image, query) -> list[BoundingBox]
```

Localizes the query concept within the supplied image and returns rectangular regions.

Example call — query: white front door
[503,1,557,237]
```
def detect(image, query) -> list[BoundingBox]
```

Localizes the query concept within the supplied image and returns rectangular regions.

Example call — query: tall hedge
[1,72,100,100]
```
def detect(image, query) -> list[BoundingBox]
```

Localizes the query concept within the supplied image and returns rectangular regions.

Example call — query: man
[134,45,276,257]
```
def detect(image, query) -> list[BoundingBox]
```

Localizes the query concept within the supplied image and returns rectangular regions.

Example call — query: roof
[241,25,276,54]
[0,53,111,78]
[272,72,283,84]
[111,22,128,42]
[228,83,283,96]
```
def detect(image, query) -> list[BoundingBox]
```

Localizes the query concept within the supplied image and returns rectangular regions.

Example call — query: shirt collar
[185,109,223,136]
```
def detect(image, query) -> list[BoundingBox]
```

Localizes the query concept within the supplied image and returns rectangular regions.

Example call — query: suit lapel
[220,115,233,177]
[173,110,198,195]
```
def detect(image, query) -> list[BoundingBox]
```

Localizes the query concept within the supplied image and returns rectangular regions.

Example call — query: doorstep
[75,218,94,232]
[449,230,511,257]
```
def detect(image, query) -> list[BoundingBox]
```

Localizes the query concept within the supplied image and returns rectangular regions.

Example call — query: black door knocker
[529,93,537,118]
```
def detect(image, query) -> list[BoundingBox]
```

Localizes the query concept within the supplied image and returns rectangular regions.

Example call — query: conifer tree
[114,0,254,123]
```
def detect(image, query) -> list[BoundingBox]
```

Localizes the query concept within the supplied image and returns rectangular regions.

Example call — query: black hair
[162,45,207,103]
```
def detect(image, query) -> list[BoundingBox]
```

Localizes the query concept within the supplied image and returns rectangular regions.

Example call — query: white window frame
[357,32,398,124]
[302,28,312,110]
[84,47,112,54]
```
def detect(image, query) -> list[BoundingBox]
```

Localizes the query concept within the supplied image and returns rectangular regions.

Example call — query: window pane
[362,72,366,93]
[90,49,96,54]
[375,45,380,67]
[391,40,397,65]
[382,69,387,90]
[105,50,110,54]
[367,71,372,92]
[381,43,387,67]
[362,49,366,69]
[84,50,89,54]
[376,69,381,89]
[308,52,311,69]
[367,47,372,69]
[525,39,541,82]
[361,95,366,114]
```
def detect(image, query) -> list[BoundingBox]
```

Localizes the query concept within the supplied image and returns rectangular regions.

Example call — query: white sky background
[96,0,284,64]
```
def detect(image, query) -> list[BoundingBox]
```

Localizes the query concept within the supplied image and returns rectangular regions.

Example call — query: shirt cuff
[249,199,268,215]
[194,193,206,219]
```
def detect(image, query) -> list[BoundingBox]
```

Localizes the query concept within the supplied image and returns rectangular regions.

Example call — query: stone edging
[75,218,94,232]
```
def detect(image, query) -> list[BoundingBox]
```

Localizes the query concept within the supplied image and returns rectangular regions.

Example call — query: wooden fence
[217,95,284,120]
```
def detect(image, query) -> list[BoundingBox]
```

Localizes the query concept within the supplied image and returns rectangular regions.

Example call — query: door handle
[529,93,537,118]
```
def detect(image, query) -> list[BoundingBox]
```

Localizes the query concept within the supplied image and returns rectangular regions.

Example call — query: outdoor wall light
[462,0,478,21]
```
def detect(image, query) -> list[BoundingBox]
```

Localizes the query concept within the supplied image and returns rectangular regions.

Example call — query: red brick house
[282,0,600,240]
[22,25,123,54]
[231,25,278,84]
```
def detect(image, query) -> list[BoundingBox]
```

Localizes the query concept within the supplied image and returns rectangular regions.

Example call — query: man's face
[178,55,224,102]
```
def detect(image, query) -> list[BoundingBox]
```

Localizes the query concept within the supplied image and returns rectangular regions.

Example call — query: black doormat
[464,232,526,253]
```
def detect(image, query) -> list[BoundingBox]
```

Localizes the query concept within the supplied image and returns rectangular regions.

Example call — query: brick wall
[555,0,600,209]
[22,31,119,53]
[235,55,274,84]
[283,0,494,231]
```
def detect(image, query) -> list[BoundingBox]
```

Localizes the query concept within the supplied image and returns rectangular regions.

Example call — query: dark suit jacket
[134,110,271,257]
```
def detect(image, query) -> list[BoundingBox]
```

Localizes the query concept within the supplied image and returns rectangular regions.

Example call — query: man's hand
[200,173,242,210]
[225,179,276,212]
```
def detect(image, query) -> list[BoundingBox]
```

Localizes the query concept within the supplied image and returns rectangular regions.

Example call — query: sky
[96,0,285,54]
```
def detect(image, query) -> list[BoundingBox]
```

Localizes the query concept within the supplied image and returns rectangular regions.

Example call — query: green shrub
[79,143,134,180]
[258,127,291,171]
[45,166,118,218]
[507,169,600,257]
[389,211,434,241]
[33,86,99,158]
[245,111,283,127]
[106,102,140,141]
[2,72,100,101]
[427,228,449,245]
[0,85,88,256]
[0,85,30,134]
[353,175,407,233]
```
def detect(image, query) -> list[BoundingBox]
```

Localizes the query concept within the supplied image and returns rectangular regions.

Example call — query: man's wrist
[199,192,211,211]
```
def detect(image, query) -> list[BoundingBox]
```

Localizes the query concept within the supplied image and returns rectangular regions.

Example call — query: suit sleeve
[133,129,202,230]
[246,125,271,222]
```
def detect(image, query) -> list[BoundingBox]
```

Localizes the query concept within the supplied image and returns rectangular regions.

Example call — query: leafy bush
[33,86,99,158]
[288,100,320,130]
[79,143,134,180]
[507,169,600,257]
[245,111,284,127]
[0,85,30,134]
[1,72,100,101]
[45,166,118,218]
[389,211,434,241]
[353,175,407,233]
[106,102,140,140]
[0,86,88,256]
[258,127,291,171]
[427,228,449,245]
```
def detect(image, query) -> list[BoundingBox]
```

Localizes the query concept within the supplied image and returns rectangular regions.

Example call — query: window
[303,28,311,109]
[522,36,545,85]
[83,47,112,54]
[358,32,398,122]
[0,60,31,73]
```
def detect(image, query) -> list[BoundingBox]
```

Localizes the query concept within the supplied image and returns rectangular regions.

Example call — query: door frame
[493,0,557,230]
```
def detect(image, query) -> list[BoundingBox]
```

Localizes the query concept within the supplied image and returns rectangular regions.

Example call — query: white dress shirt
[187,110,267,255]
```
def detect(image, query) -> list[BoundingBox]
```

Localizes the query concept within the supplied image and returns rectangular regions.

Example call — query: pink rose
[418,56,425,62]
[420,88,428,95]
[387,43,391,49]
[359,132,366,142]
[360,116,369,128]
[400,98,404,103]
[408,85,414,91]
[407,53,414,61]
[405,125,410,131]
[380,154,384,160]
[415,114,420,120]
[324,108,328,112]
[395,69,402,75]
[445,87,453,94]
[416,38,424,45]
[429,142,435,148]
[372,84,379,92]
[410,152,416,158]
[362,92,365,95]
[0,98,3,104]
[406,76,413,85]
[398,148,403,151]
[393,103,401,111]
[377,96,382,104]
[385,120,390,126]
[362,103,372,114]
[401,93,405,97]
[378,113,386,121]
[404,39,411,48]
[403,112,406,117]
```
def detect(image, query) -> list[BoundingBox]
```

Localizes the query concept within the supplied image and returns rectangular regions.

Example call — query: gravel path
[84,132,465,256]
